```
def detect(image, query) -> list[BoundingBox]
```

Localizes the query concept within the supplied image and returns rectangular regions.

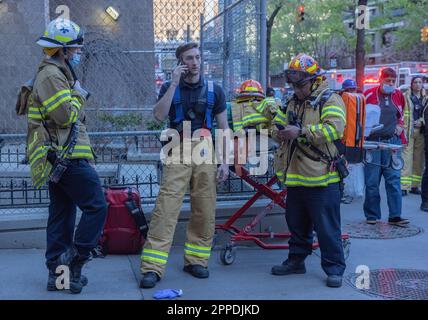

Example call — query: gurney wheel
[220,245,236,265]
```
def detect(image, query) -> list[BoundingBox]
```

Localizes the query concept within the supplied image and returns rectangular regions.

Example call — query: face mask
[68,52,81,67]
[382,84,394,94]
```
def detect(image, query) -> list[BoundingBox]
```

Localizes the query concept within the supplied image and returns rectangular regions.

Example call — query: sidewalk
[0,191,427,300]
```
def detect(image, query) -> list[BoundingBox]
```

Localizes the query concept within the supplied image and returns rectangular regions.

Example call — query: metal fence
[0,0,269,214]
[0,131,278,214]
[0,0,264,133]
[201,0,266,100]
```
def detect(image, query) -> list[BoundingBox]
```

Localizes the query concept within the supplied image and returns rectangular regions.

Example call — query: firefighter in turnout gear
[140,43,229,289]
[28,18,107,294]
[230,80,278,132]
[267,54,346,288]
[401,76,428,195]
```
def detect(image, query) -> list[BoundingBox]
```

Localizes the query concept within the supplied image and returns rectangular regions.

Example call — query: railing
[0,131,278,213]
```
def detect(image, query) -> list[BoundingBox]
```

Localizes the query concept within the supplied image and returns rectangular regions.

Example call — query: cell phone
[177,59,189,78]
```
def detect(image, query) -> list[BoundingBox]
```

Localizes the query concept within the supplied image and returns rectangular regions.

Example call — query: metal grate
[343,221,423,239]
[346,269,428,300]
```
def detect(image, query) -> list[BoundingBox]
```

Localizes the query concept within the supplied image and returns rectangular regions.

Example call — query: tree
[269,0,355,77]
[371,0,428,62]
[267,1,286,85]
[355,0,368,92]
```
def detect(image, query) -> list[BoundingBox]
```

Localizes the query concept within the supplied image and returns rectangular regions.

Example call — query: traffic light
[421,26,428,43]
[296,5,305,23]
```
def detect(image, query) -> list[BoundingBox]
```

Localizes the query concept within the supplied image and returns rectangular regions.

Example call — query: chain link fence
[0,0,268,215]
[201,0,265,100]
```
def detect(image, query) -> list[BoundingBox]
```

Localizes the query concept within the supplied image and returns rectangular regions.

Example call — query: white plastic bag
[343,163,365,198]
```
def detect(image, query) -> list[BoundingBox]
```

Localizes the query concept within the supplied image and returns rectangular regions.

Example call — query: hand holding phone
[171,61,188,86]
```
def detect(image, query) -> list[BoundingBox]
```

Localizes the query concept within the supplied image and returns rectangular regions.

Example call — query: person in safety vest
[401,76,427,196]
[27,18,107,294]
[140,42,229,289]
[266,53,346,288]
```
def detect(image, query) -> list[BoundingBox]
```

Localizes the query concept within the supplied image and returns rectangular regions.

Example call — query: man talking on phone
[140,42,229,288]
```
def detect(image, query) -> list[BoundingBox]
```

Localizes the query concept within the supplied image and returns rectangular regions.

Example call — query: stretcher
[214,137,351,265]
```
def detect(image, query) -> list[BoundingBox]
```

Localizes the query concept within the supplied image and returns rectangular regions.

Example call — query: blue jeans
[45,159,107,270]
[363,136,402,220]
[286,183,346,276]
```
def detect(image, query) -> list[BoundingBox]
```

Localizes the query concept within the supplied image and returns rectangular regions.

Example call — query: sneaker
[402,190,408,196]
[183,264,209,279]
[341,195,353,204]
[388,217,410,226]
[410,187,421,195]
[140,272,160,288]
[271,259,306,276]
[326,275,343,288]
[420,202,428,212]
[365,219,377,225]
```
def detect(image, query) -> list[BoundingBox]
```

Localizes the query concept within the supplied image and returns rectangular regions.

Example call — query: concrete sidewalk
[0,192,427,300]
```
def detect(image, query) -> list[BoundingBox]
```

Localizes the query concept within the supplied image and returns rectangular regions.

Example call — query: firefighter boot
[54,246,89,293]
[47,268,88,291]
[69,256,90,294]
[271,256,306,276]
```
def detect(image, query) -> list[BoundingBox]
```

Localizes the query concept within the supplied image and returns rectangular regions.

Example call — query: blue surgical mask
[69,53,81,67]
[382,84,394,94]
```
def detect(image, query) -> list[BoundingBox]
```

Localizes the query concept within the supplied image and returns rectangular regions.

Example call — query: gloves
[153,289,183,300]
[73,80,90,100]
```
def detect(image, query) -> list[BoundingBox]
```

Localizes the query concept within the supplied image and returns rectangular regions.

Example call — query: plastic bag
[153,289,183,300]
[343,163,365,198]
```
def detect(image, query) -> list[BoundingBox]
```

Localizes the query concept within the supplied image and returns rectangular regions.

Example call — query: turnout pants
[401,128,424,190]
[45,159,107,270]
[141,159,217,277]
[285,183,346,276]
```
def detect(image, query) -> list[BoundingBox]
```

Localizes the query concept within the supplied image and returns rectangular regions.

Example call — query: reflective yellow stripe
[42,89,71,107]
[29,146,49,165]
[242,114,269,123]
[142,256,167,264]
[63,110,78,126]
[306,64,317,73]
[141,249,168,264]
[286,172,340,186]
[321,106,346,123]
[142,248,168,258]
[274,110,287,124]
[46,95,72,113]
[322,124,338,142]
[185,243,211,252]
[54,35,73,43]
[184,250,210,258]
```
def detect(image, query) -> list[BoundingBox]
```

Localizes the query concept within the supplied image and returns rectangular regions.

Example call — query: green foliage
[269,0,355,74]
[372,0,428,52]
[98,113,143,131]
[145,119,167,131]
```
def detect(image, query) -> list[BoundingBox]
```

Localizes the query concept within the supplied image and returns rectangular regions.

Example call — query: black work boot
[183,264,209,279]
[271,258,306,276]
[69,256,90,294]
[46,268,88,292]
[55,246,89,294]
[140,272,160,289]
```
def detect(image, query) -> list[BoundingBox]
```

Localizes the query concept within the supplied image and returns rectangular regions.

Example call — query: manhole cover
[346,269,428,300]
[343,221,423,239]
